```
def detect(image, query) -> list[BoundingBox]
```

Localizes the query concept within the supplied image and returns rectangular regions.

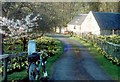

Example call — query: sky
[0,0,120,2]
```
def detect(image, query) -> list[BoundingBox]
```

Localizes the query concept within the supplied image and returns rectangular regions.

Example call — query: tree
[99,2,119,12]
[87,2,100,12]
[2,2,119,34]
[119,2,120,12]
[2,2,34,19]
[1,13,40,51]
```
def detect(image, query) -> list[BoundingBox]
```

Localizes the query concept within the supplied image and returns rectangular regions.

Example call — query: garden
[1,2,120,81]
[0,36,63,81]
[0,8,65,81]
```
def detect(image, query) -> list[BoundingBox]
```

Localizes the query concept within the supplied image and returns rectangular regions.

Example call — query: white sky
[1,0,120,2]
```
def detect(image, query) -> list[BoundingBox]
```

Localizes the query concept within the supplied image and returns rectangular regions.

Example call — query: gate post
[28,40,36,56]
[28,40,36,80]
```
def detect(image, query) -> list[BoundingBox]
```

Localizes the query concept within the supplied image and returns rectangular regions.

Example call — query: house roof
[68,14,87,25]
[92,11,120,30]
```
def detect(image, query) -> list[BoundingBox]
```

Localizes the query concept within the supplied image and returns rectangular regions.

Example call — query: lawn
[71,36,120,80]
[8,69,28,81]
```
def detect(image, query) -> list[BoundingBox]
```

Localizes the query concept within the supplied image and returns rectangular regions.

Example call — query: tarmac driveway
[50,37,112,81]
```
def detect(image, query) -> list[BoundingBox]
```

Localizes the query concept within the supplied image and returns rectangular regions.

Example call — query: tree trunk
[59,27,61,34]
[54,27,57,33]
[118,2,120,13]
[23,37,27,51]
[0,34,2,54]
[20,37,27,51]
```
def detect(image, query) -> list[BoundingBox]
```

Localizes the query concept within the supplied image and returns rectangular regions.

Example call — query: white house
[81,11,120,35]
[56,27,67,34]
[67,14,87,35]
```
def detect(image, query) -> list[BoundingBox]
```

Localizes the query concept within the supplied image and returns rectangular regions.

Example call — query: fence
[81,34,120,65]
[0,52,27,81]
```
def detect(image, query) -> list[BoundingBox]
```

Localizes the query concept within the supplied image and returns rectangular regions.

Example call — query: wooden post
[3,58,8,81]
[0,2,3,81]
[0,34,2,82]
[112,29,114,35]
[0,55,9,82]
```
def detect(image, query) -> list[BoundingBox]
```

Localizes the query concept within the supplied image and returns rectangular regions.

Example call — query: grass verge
[8,69,28,81]
[71,36,120,80]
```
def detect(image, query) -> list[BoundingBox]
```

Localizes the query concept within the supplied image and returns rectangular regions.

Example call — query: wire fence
[81,34,120,65]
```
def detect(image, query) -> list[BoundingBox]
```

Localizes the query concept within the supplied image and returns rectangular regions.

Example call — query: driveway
[50,37,112,81]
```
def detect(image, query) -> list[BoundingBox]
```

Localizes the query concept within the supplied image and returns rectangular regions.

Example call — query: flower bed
[1,36,63,80]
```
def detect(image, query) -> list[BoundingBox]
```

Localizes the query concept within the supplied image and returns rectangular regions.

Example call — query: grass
[7,69,28,81]
[71,36,120,80]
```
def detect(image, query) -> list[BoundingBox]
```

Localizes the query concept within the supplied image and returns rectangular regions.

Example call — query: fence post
[0,33,3,81]
[0,55,9,82]
[3,57,8,81]
[0,2,3,81]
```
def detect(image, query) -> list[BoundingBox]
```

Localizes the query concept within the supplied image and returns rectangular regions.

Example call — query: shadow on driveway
[50,37,113,81]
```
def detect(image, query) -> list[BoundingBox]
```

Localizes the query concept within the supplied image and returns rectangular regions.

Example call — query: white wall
[67,24,81,35]
[56,27,60,33]
[61,27,67,33]
[67,24,74,31]
[56,27,67,33]
[81,11,100,35]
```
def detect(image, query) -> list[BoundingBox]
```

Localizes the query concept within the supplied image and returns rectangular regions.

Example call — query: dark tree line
[2,2,120,33]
